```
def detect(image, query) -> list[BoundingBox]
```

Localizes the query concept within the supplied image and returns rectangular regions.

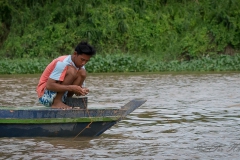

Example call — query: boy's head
[75,41,96,56]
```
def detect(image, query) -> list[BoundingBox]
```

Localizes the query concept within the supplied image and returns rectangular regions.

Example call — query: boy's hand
[73,86,89,96]
[82,88,89,95]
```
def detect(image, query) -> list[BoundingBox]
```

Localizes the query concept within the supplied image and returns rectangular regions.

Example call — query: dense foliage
[1,54,240,74]
[0,0,240,61]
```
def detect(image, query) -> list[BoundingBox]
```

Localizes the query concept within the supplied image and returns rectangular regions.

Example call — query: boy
[36,41,96,109]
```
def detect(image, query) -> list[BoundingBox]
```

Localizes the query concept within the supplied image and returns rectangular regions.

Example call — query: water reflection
[0,72,240,159]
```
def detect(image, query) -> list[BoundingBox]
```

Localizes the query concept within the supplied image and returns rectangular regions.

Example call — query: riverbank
[0,54,240,74]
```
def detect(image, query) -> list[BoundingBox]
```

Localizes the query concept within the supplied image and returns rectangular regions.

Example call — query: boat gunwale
[0,116,121,124]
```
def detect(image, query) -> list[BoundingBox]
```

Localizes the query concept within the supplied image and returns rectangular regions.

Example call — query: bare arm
[46,78,87,95]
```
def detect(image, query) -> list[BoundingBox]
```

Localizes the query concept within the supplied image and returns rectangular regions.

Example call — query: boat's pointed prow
[121,99,147,117]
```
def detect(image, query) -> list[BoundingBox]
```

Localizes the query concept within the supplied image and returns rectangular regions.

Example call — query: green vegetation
[86,54,240,72]
[0,58,49,74]
[1,54,240,74]
[0,0,240,74]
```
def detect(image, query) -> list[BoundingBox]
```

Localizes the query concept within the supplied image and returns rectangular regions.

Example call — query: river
[0,72,240,159]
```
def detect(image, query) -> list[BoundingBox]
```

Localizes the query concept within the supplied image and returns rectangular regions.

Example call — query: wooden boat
[0,97,146,137]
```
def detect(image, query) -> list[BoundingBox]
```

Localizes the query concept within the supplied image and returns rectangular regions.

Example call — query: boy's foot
[51,101,72,109]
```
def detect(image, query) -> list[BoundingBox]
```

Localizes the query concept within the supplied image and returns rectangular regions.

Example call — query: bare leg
[51,66,77,109]
[67,68,87,97]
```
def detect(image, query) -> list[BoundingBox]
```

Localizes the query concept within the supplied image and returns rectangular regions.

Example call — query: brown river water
[0,72,240,160]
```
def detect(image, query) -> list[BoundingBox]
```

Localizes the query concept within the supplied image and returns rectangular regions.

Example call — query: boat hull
[0,121,117,137]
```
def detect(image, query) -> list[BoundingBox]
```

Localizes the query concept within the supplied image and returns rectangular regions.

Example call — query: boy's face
[73,52,91,68]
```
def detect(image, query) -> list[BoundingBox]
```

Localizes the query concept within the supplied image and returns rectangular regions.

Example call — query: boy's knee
[67,66,78,78]
[77,68,87,79]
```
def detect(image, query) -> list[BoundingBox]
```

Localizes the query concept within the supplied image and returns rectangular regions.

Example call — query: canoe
[0,97,146,137]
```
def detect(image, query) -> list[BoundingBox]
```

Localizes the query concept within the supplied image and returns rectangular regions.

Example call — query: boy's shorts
[39,89,67,107]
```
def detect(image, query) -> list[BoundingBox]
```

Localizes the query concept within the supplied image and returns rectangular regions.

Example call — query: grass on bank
[0,54,240,74]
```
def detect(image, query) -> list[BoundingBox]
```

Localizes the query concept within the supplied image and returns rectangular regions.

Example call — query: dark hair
[75,41,96,56]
